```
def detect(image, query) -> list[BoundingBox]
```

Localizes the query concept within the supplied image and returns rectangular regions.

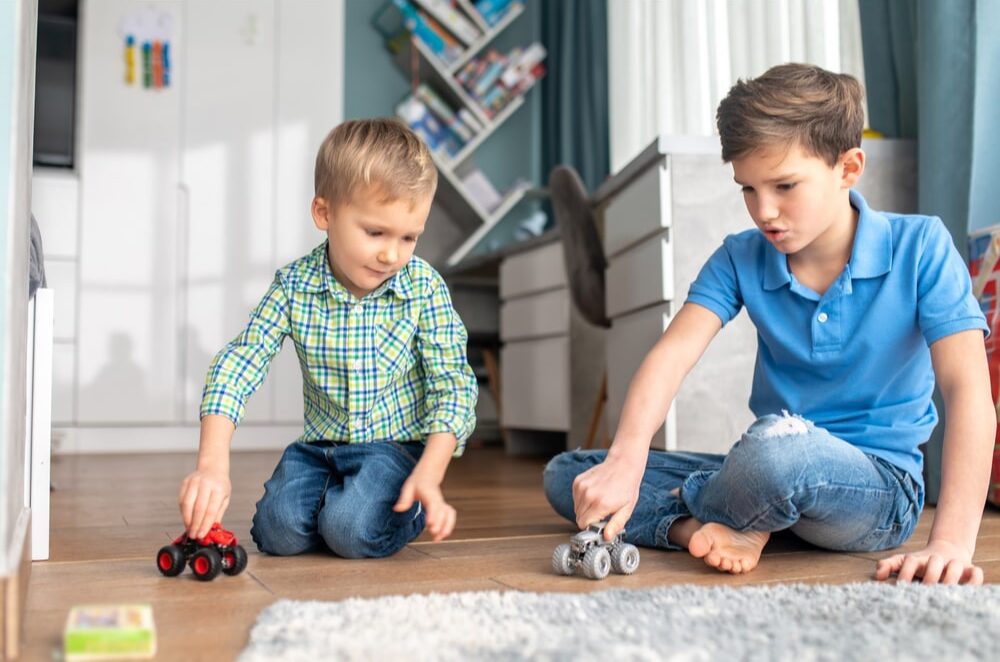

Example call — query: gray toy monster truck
[552,521,640,580]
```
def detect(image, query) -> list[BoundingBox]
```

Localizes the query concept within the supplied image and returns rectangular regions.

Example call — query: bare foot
[688,522,770,574]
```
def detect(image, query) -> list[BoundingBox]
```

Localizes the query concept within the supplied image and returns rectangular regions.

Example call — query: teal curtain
[860,0,1000,501]
[540,0,609,194]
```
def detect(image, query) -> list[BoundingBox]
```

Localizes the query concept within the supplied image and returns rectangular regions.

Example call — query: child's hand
[179,468,232,540]
[572,453,645,541]
[394,471,456,542]
[874,539,984,584]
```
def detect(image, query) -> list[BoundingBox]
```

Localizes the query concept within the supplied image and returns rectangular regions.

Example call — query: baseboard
[2,509,31,660]
[52,425,302,454]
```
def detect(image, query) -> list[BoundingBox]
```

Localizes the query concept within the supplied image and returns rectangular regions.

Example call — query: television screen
[33,14,77,168]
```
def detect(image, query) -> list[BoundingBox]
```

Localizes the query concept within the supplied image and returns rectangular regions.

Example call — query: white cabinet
[598,136,916,453]
[498,238,605,454]
[65,0,344,439]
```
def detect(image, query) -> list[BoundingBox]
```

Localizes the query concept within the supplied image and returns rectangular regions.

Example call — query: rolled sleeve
[200,279,291,426]
[416,277,478,455]
[685,241,744,326]
[916,218,989,345]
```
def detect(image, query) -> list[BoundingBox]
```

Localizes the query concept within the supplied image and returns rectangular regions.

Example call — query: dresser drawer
[605,303,675,450]
[500,288,570,341]
[500,336,569,431]
[499,241,566,299]
[606,232,674,318]
[603,161,670,258]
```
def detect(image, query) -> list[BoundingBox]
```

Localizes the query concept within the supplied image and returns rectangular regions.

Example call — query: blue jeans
[251,441,425,558]
[544,413,924,552]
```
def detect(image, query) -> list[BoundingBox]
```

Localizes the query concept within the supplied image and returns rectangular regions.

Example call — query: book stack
[396,84,483,161]
[375,0,485,66]
[455,43,546,118]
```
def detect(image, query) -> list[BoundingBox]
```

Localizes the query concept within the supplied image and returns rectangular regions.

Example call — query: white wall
[608,0,865,171]
[0,0,37,572]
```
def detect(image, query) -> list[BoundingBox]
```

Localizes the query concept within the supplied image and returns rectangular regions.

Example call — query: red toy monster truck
[156,523,248,581]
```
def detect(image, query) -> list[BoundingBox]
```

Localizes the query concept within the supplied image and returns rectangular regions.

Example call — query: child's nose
[378,248,397,264]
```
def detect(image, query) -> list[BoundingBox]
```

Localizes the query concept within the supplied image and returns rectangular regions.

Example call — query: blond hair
[314,118,437,208]
[716,63,865,165]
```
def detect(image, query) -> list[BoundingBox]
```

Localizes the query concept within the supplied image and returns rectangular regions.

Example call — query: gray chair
[548,165,610,447]
[548,165,610,329]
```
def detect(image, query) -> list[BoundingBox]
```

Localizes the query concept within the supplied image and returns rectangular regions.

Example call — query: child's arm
[178,278,291,537]
[179,415,235,538]
[875,329,994,584]
[393,432,459,541]
[574,303,723,540]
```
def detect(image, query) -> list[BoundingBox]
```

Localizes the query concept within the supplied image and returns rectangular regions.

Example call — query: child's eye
[403,236,418,243]
[741,186,754,194]
[777,183,797,192]
[365,229,382,237]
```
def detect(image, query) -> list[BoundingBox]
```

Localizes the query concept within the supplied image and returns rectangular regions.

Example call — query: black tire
[190,548,222,581]
[156,545,185,577]
[222,545,248,576]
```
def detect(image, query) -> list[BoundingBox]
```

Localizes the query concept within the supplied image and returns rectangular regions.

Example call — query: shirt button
[817,312,829,323]
[352,417,364,429]
[353,360,363,371]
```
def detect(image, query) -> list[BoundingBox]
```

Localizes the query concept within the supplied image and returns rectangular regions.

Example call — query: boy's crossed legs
[251,440,426,558]
[544,413,922,574]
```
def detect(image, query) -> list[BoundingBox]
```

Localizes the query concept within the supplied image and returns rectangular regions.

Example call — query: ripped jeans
[543,413,924,552]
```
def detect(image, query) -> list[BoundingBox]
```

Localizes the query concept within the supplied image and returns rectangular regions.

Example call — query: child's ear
[840,148,865,188]
[311,196,331,231]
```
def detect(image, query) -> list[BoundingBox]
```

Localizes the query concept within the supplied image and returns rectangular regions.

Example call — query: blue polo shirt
[686,190,988,487]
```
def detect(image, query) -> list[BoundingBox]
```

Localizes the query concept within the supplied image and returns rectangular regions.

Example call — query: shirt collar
[301,241,416,301]
[762,189,892,291]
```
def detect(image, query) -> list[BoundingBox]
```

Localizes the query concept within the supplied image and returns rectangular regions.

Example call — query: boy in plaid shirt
[178,119,478,558]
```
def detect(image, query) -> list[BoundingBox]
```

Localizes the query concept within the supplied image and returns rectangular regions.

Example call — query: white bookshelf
[384,1,541,266]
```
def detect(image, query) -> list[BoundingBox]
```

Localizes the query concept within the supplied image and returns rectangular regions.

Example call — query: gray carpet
[240,583,1000,661]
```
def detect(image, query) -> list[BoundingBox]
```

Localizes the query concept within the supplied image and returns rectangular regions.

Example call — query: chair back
[548,165,610,328]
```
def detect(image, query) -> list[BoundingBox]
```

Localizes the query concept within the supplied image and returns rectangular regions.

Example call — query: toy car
[552,521,640,580]
[156,523,247,581]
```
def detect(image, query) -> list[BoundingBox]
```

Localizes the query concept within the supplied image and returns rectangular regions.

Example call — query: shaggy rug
[239,583,1000,661]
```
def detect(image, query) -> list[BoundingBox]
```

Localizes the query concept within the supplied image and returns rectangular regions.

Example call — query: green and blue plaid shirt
[200,242,478,454]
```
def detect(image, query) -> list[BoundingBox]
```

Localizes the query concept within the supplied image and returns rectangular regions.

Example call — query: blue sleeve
[685,240,744,326]
[917,217,989,344]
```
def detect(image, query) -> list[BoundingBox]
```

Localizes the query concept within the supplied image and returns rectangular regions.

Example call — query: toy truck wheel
[611,543,640,575]
[156,545,185,577]
[552,544,575,575]
[222,545,248,576]
[582,546,611,580]
[190,548,222,581]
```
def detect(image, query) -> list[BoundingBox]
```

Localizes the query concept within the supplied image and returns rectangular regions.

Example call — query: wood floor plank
[24,447,1000,661]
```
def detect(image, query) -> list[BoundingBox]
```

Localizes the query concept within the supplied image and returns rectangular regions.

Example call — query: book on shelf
[412,0,482,45]
[474,0,519,27]
[455,43,547,118]
[396,95,464,159]
[382,0,462,65]
[415,83,477,142]
[460,168,502,212]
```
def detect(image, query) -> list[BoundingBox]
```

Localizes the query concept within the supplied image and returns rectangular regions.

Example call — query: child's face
[311,191,431,299]
[731,142,863,256]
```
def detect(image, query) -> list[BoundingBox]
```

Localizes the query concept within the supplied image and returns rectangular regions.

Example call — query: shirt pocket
[376,318,418,387]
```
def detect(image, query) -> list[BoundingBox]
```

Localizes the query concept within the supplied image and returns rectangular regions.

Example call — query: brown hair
[314,117,437,208]
[716,63,865,165]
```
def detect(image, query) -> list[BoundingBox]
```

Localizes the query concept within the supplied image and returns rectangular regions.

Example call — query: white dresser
[498,238,606,454]
[597,136,916,453]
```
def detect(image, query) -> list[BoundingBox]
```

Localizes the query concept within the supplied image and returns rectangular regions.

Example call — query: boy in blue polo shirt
[544,63,994,583]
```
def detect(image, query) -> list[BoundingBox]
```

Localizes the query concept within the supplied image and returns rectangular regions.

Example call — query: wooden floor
[22,445,1000,661]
